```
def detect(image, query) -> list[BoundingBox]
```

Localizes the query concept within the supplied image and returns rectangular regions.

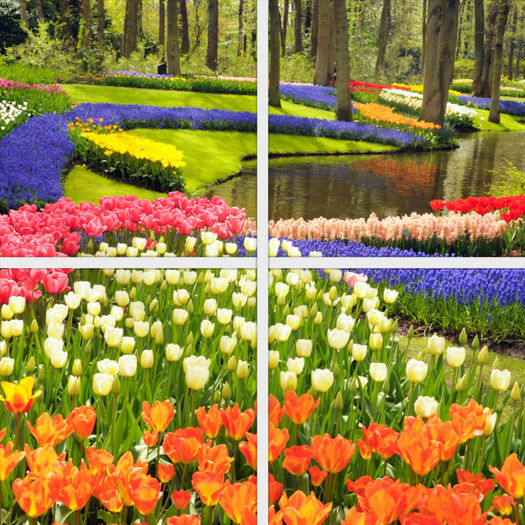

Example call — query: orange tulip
[171,489,191,509]
[282,445,312,476]
[455,469,495,496]
[239,432,257,470]
[356,439,372,460]
[426,416,460,462]
[221,404,256,441]
[129,470,161,515]
[397,425,441,477]
[141,400,175,433]
[492,494,515,516]
[25,444,66,476]
[163,427,204,464]
[269,395,285,426]
[490,454,525,499]
[284,391,320,425]
[450,400,487,443]
[0,440,25,481]
[143,430,159,447]
[219,479,258,524]
[13,474,55,517]
[269,473,283,504]
[94,475,123,512]
[67,406,96,440]
[0,377,40,414]
[341,507,375,525]
[192,470,224,506]
[197,442,233,474]
[85,446,114,480]
[269,422,289,464]
[196,404,222,439]
[278,490,332,525]
[308,465,328,486]
[48,460,94,511]
[166,516,201,525]
[27,412,73,447]
[309,434,355,474]
[361,423,399,460]
[158,463,175,483]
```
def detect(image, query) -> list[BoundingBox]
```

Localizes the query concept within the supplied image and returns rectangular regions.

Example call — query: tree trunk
[82,0,92,50]
[97,0,104,50]
[507,5,517,79]
[19,0,29,28]
[334,0,352,121]
[472,0,484,88]
[269,0,281,107]
[419,0,460,126]
[159,0,165,59]
[167,0,181,74]
[517,39,522,78]
[59,0,72,42]
[473,1,497,96]
[237,0,244,56]
[35,0,44,21]
[180,0,190,54]
[281,0,290,55]
[489,0,511,123]
[206,0,219,70]
[137,0,143,40]
[294,0,303,51]
[313,0,331,85]
[375,0,391,78]
[422,0,427,73]
[311,0,318,59]
[123,0,138,57]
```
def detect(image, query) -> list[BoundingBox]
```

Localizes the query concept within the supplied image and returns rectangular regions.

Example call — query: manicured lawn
[269,133,397,155]
[62,84,257,112]
[64,129,256,201]
[269,100,335,119]
[473,107,525,131]
[64,165,165,203]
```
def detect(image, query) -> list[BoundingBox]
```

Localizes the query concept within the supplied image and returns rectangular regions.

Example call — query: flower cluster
[268,270,525,523]
[0,193,247,258]
[0,99,30,137]
[0,268,257,523]
[430,195,525,221]
[0,77,67,95]
[457,95,525,117]
[354,102,441,130]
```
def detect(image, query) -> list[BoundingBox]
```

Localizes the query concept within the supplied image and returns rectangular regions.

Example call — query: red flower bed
[430,195,525,221]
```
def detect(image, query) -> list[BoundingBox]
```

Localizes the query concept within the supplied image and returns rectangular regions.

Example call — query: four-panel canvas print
[0,1,524,523]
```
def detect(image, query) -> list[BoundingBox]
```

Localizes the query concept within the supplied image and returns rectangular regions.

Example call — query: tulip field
[0,268,257,524]
[268,269,525,524]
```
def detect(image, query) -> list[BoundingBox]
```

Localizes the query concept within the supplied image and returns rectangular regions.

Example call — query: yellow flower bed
[392,83,463,97]
[80,131,186,170]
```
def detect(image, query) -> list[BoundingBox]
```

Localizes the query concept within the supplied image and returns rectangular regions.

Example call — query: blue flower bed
[457,95,525,117]
[269,114,423,147]
[280,83,337,109]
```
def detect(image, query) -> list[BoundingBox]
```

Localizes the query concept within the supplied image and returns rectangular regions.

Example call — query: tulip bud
[30,319,38,333]
[200,320,215,339]
[458,328,468,346]
[483,411,497,436]
[141,350,154,369]
[280,371,297,392]
[27,356,36,373]
[134,321,150,338]
[222,382,231,400]
[491,369,511,392]
[149,299,159,313]
[227,356,237,372]
[352,344,367,362]
[446,347,465,368]
[287,357,305,375]
[93,373,113,396]
[407,325,414,339]
[213,390,221,403]
[220,335,236,355]
[427,334,445,356]
[237,360,249,379]
[456,373,468,392]
[38,364,45,382]
[492,357,502,370]
[370,362,388,383]
[269,350,279,369]
[406,359,428,384]
[296,339,313,358]
[111,376,121,394]
[72,359,83,376]
[203,299,217,316]
[120,336,136,355]
[173,309,189,326]
[166,343,184,362]
[0,357,14,376]
[313,312,323,325]
[68,375,81,397]
[8,296,26,315]
[471,335,480,350]
[369,333,383,351]
[478,345,490,364]
[311,369,334,393]
[383,288,399,304]
[1,305,13,320]
[511,382,521,402]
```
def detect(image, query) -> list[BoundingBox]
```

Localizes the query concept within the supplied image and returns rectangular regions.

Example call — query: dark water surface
[269,131,525,221]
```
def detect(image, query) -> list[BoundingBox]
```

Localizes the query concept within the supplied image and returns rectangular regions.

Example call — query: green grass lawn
[269,100,335,120]
[62,84,257,112]
[269,133,397,155]
[64,129,256,202]
[472,107,525,131]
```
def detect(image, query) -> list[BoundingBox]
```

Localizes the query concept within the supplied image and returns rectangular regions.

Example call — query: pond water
[269,131,525,221]
[202,159,257,218]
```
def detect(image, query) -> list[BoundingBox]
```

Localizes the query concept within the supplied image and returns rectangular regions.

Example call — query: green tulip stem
[110,392,118,455]
[180,462,189,491]
[13,412,22,451]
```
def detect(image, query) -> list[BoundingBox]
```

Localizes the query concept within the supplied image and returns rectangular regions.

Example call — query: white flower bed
[0,99,30,134]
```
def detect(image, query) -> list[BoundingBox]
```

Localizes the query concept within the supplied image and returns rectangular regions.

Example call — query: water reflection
[269,131,525,221]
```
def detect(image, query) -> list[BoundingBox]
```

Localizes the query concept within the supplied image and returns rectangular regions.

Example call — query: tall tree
[167,0,181,74]
[334,0,352,121]
[472,0,485,89]
[421,0,427,72]
[419,0,460,126]
[207,0,219,70]
[269,0,281,107]
[123,0,138,57]
[311,0,318,59]
[137,0,143,39]
[489,0,512,123]
[508,5,518,79]
[18,0,29,28]
[294,0,302,51]
[82,0,92,50]
[473,2,497,96]
[281,0,290,55]
[59,0,72,42]
[35,0,44,21]
[97,0,105,50]
[237,0,244,56]
[180,0,190,54]
[313,0,332,85]
[159,0,165,58]
[375,0,391,78]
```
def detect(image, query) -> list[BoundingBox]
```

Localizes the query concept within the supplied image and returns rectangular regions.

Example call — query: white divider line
[256,0,269,522]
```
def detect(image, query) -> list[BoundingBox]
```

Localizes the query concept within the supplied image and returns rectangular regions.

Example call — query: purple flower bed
[457,95,525,117]
[274,238,441,257]
[0,114,74,211]
[280,83,337,109]
[269,114,423,147]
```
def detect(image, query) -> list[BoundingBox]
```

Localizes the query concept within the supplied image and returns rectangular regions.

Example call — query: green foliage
[0,0,27,52]
[1,85,71,115]
[488,160,525,197]
[0,60,64,83]
[280,52,315,83]
[454,58,475,79]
